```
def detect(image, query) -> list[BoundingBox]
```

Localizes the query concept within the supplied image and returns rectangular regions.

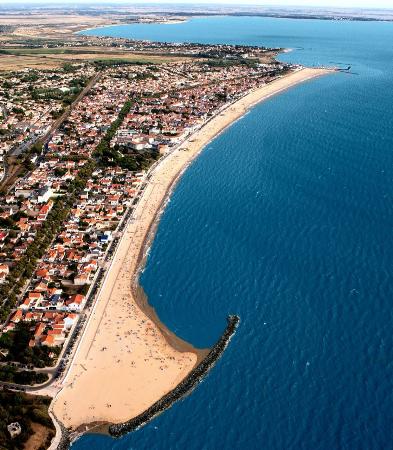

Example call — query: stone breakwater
[109,315,240,437]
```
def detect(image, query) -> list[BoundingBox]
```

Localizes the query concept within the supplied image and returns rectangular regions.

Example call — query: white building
[37,186,53,203]
[7,422,22,439]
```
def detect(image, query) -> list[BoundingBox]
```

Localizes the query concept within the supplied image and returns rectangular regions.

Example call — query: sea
[75,17,393,450]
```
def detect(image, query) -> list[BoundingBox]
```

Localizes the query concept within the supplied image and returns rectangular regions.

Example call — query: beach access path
[51,67,331,433]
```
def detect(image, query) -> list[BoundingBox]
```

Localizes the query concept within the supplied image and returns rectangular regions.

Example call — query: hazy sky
[129,0,393,6]
[11,0,393,8]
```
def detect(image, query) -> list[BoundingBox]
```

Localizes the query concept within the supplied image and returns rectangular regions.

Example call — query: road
[0,71,102,190]
[37,71,102,146]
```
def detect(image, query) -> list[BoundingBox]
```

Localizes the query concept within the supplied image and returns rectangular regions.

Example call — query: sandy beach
[51,67,331,433]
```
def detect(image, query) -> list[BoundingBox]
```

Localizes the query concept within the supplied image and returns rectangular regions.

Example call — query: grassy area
[92,57,171,66]
[0,47,102,55]
[0,54,62,71]
[0,390,55,450]
[0,48,188,71]
[44,52,185,64]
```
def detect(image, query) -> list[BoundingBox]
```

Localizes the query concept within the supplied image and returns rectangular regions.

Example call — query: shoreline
[75,18,189,35]
[109,315,240,438]
[51,67,332,443]
[75,22,122,34]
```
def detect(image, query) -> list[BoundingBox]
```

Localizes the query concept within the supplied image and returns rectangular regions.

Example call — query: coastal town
[0,21,329,449]
[1,1,391,449]
[0,51,293,374]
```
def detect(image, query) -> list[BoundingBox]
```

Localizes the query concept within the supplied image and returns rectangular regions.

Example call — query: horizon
[2,1,393,11]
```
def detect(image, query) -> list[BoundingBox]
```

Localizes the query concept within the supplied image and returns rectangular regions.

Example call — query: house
[73,272,89,286]
[16,217,30,232]
[28,291,42,303]
[37,186,53,204]
[64,313,77,329]
[36,268,49,279]
[34,322,46,338]
[24,311,43,322]
[66,294,85,311]
[0,208,14,219]
[47,328,65,343]
[34,281,49,292]
[9,310,23,323]
[129,140,146,151]
[37,201,53,221]
[99,231,112,244]
[49,294,63,309]
[3,322,15,333]
[20,298,33,310]
[41,335,55,347]
[43,312,58,322]
[7,422,22,439]
[0,264,10,275]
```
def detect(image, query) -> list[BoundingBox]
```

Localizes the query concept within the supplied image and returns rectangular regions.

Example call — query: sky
[8,0,393,8]
[147,0,392,8]
[127,0,393,6]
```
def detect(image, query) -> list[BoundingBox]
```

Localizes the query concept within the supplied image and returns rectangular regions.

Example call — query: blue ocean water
[75,18,393,450]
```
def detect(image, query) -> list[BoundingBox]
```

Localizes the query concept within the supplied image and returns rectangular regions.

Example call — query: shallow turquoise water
[75,17,393,449]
